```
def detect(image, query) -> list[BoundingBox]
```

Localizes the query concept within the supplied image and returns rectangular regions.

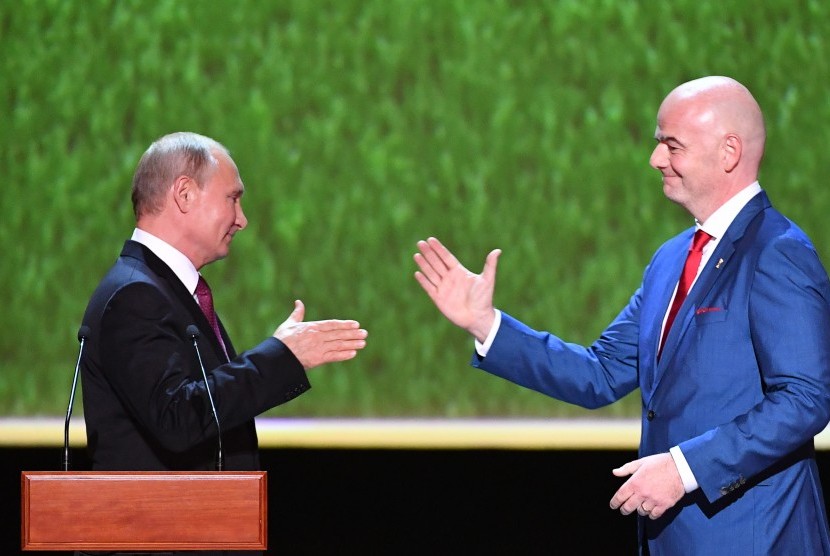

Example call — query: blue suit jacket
[475,192,830,554]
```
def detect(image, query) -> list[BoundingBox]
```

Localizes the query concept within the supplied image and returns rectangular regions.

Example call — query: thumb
[612,459,641,478]
[289,299,305,323]
[482,248,502,282]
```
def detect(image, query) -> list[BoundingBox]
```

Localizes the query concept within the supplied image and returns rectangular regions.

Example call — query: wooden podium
[20,470,267,552]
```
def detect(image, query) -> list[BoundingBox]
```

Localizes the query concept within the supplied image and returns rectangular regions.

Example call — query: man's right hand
[413,236,501,343]
[274,300,368,370]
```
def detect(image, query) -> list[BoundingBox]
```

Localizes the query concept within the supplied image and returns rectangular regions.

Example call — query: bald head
[650,76,767,222]
[665,76,766,170]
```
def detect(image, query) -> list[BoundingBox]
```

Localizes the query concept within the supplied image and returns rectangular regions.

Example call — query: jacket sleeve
[99,281,310,452]
[472,287,642,409]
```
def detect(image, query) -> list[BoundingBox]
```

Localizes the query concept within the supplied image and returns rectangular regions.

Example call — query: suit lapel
[642,232,694,393]
[121,240,233,361]
[652,192,770,382]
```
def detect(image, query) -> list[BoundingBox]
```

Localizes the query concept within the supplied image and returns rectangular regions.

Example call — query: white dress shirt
[131,228,202,300]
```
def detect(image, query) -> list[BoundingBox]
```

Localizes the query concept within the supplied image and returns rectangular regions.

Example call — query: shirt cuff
[474,310,502,357]
[669,445,699,493]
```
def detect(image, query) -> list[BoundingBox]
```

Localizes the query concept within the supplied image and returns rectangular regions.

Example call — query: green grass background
[2,0,829,418]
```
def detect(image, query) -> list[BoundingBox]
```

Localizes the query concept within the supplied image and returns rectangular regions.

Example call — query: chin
[662,186,686,207]
[210,247,230,263]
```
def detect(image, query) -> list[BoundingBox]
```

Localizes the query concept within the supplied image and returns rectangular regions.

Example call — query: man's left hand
[609,453,685,520]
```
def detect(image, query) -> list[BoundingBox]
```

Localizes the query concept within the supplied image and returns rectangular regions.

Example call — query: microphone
[186,325,224,471]
[63,325,90,471]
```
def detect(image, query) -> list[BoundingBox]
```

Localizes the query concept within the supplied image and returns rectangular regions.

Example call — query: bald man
[414,77,830,554]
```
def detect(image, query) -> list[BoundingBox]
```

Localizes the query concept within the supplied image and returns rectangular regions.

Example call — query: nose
[650,143,667,171]
[236,204,248,230]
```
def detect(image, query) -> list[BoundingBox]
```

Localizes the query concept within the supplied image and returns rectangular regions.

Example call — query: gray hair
[131,132,230,218]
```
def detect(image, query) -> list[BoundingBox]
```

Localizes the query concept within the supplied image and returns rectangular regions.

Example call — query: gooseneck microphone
[63,325,90,471]
[186,325,224,471]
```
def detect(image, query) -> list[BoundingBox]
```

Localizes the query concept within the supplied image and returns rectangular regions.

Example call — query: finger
[612,460,640,478]
[307,320,363,333]
[414,270,437,294]
[481,248,502,282]
[619,499,641,516]
[320,327,368,345]
[609,474,639,511]
[608,495,637,515]
[321,341,368,356]
[418,239,453,277]
[335,338,368,350]
[322,330,369,344]
[610,494,629,511]
[320,350,359,363]
[291,299,305,323]
[413,253,441,288]
[426,236,462,271]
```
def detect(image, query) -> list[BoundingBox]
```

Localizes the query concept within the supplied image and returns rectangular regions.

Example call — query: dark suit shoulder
[105,282,175,325]
[83,240,189,327]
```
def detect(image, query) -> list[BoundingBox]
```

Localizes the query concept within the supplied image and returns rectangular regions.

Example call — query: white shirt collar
[697,181,762,239]
[131,228,201,295]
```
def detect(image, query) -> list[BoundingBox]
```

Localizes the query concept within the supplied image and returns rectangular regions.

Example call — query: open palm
[413,237,501,342]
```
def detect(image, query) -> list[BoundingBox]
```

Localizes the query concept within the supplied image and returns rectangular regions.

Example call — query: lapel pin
[715,258,724,269]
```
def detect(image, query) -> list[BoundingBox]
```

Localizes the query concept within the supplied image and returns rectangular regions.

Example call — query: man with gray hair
[79,132,367,554]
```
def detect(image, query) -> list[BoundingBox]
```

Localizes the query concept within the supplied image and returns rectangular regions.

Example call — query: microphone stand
[63,326,89,471]
[187,325,224,471]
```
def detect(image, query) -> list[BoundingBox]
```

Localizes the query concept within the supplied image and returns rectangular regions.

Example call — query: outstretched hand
[413,237,501,343]
[274,300,368,370]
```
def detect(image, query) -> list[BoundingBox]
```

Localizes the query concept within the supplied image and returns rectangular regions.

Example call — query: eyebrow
[655,133,683,146]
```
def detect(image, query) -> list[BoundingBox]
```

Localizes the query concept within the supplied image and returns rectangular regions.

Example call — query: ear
[172,175,198,213]
[722,133,742,173]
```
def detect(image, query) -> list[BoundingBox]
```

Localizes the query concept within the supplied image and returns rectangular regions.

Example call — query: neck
[136,217,202,270]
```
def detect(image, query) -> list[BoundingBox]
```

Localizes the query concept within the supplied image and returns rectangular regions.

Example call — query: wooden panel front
[21,471,267,551]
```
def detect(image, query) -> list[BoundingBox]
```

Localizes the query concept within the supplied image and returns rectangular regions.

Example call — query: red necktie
[658,229,713,359]
[195,276,229,360]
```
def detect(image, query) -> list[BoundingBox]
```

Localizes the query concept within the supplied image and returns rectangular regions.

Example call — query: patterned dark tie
[195,276,229,360]
[658,229,713,360]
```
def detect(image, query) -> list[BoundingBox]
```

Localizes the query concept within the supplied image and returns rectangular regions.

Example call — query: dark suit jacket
[474,192,830,554]
[80,240,310,471]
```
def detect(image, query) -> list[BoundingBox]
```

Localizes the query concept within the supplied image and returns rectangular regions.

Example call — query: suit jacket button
[647,410,655,421]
